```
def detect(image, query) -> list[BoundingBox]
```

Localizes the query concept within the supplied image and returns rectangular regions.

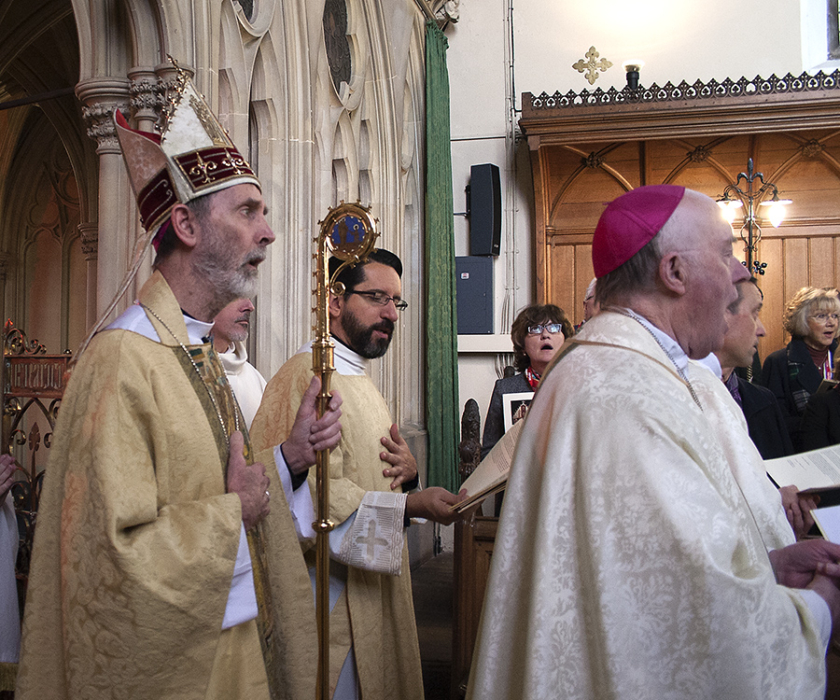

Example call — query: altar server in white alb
[213,297,267,429]
[467,184,840,700]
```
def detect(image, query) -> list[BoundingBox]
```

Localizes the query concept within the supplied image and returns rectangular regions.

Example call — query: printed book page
[764,444,840,493]
[813,504,840,543]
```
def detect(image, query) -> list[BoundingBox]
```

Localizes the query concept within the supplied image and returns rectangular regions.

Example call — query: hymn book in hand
[450,418,524,513]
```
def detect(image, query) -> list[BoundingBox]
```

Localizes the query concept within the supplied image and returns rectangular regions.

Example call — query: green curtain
[424,19,459,492]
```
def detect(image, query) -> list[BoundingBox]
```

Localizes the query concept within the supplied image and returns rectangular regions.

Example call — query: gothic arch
[0,1,92,351]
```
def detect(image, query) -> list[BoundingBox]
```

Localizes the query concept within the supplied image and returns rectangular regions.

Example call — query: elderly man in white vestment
[467,184,840,700]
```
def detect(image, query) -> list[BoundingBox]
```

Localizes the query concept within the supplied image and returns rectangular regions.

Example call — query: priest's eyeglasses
[348,290,408,311]
[811,313,839,323]
[527,323,563,335]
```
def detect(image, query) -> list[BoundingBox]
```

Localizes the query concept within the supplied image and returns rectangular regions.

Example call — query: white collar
[296,338,367,376]
[696,353,723,379]
[185,315,215,345]
[618,307,689,376]
[107,302,214,345]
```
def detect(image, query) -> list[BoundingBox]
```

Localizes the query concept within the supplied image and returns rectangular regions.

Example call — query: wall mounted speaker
[469,163,501,256]
[455,256,493,334]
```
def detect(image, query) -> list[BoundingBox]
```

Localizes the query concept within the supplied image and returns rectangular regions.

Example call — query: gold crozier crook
[313,202,379,700]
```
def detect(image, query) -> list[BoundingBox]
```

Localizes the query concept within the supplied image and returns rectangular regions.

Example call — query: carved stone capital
[129,75,165,122]
[76,78,131,155]
[78,223,98,260]
[153,62,195,127]
[80,103,121,153]
[155,62,194,98]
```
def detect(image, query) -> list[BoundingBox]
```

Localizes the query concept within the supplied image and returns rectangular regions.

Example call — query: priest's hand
[768,539,840,589]
[282,376,343,475]
[405,487,468,526]
[381,424,418,490]
[0,454,14,507]
[227,431,270,530]
[807,569,840,634]
[779,484,819,540]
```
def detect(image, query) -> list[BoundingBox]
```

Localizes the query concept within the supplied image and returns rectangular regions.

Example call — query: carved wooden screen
[520,72,840,359]
[1,320,70,592]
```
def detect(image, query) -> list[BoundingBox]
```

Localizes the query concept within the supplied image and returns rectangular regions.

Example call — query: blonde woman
[759,286,840,450]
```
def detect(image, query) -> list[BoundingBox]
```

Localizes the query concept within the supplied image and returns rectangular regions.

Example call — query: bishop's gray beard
[194,238,261,313]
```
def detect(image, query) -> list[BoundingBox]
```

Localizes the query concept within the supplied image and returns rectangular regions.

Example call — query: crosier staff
[312,202,379,700]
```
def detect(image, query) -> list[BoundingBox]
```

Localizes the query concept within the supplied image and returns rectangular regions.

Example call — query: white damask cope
[467,311,827,700]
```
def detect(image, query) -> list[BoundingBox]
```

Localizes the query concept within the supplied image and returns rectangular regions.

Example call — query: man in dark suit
[716,277,793,459]
[715,277,815,539]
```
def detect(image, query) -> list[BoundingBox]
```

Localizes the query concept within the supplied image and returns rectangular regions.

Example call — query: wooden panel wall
[533,129,840,360]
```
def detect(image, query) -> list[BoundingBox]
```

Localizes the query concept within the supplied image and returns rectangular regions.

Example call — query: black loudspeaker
[455,256,493,334]
[469,163,501,256]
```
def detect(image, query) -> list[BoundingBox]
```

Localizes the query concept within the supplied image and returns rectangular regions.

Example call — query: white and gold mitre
[114,61,260,233]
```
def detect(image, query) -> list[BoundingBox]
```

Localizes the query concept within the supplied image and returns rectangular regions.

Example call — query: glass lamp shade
[717,199,742,223]
[760,198,792,228]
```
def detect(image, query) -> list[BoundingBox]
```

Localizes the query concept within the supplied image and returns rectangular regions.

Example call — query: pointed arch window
[324,0,351,93]
[236,0,255,22]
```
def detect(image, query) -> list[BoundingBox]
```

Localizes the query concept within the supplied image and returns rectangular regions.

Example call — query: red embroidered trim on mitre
[173,147,257,193]
[137,170,177,231]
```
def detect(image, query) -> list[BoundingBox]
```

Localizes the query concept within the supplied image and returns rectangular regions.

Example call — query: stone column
[78,223,98,330]
[76,78,131,321]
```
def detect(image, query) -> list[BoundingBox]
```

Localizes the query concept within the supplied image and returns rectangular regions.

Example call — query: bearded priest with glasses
[250,248,466,700]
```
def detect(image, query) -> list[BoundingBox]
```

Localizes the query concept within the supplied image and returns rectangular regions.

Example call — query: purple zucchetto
[592,185,686,277]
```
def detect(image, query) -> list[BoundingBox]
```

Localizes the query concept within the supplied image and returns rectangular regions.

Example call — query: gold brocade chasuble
[16,271,277,700]
[145,283,318,700]
[466,312,824,700]
[251,350,423,700]
[169,339,279,694]
[16,272,319,700]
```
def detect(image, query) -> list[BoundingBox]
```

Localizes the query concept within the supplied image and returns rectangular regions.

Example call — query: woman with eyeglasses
[759,286,840,451]
[480,304,574,460]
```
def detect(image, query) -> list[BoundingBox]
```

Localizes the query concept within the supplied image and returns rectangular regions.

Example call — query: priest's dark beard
[340,308,394,359]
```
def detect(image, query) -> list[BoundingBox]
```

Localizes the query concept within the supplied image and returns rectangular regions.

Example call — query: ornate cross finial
[573,46,613,85]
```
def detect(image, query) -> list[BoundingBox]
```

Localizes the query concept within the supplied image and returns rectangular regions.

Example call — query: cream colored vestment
[219,340,267,429]
[467,311,825,700]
